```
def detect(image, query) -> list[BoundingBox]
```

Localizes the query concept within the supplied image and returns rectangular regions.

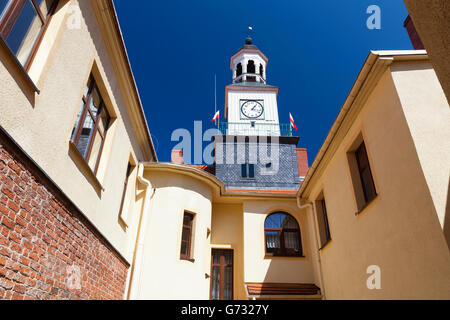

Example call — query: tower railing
[233,73,266,84]
[217,122,293,137]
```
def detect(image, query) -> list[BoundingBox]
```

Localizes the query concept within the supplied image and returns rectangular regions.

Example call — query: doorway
[210,249,234,300]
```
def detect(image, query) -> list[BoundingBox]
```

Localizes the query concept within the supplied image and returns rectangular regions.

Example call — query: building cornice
[142,163,298,201]
[230,46,269,70]
[90,0,157,162]
[298,50,429,199]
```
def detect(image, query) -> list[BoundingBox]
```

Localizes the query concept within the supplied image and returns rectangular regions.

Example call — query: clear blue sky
[114,0,412,164]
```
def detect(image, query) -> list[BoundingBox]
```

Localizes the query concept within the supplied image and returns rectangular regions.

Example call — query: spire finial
[246,26,253,45]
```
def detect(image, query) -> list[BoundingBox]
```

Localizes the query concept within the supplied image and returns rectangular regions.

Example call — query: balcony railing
[217,122,293,137]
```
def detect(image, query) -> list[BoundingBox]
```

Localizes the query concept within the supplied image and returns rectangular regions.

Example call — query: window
[0,0,58,69]
[348,137,378,214]
[236,63,242,77]
[264,212,303,257]
[315,196,331,249]
[355,142,377,205]
[241,163,255,179]
[247,60,256,82]
[180,212,194,260]
[247,60,255,74]
[118,162,135,223]
[259,64,264,76]
[71,76,111,174]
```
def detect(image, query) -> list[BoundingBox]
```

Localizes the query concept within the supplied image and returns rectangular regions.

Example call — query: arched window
[264,213,303,257]
[236,63,243,77]
[259,64,264,76]
[247,60,256,74]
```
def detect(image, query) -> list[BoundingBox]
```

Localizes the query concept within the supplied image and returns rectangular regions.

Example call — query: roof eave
[91,0,158,162]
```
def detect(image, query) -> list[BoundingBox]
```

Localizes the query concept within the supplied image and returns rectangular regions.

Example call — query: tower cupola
[230,37,268,84]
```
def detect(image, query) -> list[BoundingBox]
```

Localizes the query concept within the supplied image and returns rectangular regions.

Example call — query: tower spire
[246,26,253,45]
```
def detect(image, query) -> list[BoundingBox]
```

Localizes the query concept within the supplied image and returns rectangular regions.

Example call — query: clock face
[241,100,264,119]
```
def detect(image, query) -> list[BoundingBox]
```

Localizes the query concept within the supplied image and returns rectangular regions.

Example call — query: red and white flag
[289,113,298,131]
[212,110,220,123]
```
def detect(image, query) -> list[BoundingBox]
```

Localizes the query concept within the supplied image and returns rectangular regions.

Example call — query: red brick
[29,252,39,262]
[7,161,21,175]
[11,293,24,300]
[0,204,9,216]
[15,216,27,228]
[0,246,11,258]
[0,233,7,246]
[13,284,26,294]
[7,200,19,213]
[1,216,15,230]
[1,186,15,201]
[8,231,21,244]
[19,256,30,266]
[23,240,33,251]
[0,278,13,290]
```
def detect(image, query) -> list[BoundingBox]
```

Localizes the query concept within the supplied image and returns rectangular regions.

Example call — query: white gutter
[128,164,153,300]
[296,197,326,300]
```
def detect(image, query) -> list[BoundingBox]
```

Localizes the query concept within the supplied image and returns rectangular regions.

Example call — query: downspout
[128,164,153,300]
[297,197,326,300]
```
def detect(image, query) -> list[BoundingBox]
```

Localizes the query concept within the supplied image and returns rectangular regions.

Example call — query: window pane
[71,100,84,141]
[180,241,188,257]
[248,164,255,178]
[241,164,247,178]
[183,213,193,226]
[212,251,221,265]
[35,0,56,18]
[224,266,233,300]
[88,96,99,118]
[6,0,43,66]
[76,114,94,157]
[97,107,110,135]
[181,226,191,242]
[0,0,12,20]
[317,199,331,247]
[265,231,280,250]
[356,144,370,171]
[284,231,300,250]
[87,130,103,171]
[265,213,284,229]
[282,215,298,229]
[361,169,377,202]
[83,85,89,99]
[211,266,220,300]
[224,251,233,265]
[91,87,102,109]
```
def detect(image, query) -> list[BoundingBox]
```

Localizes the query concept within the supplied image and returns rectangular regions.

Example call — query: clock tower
[225,36,282,136]
[214,37,304,191]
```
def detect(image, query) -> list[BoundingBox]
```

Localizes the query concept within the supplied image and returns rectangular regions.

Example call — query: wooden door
[210,249,233,300]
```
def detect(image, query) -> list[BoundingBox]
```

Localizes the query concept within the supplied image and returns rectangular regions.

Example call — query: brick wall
[0,133,129,300]
[296,148,309,179]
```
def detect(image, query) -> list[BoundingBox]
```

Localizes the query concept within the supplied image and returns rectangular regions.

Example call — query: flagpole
[215,74,218,129]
